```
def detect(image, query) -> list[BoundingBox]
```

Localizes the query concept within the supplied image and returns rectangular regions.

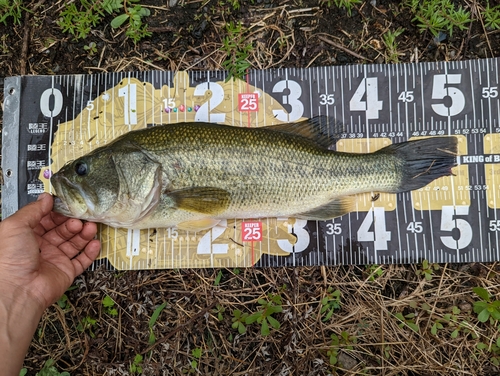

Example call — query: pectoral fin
[168,187,231,215]
[295,196,356,220]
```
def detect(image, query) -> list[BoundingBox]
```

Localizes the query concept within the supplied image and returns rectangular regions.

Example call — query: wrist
[0,281,45,375]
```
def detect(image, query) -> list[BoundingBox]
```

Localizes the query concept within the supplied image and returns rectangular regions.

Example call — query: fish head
[51,145,164,228]
[51,150,121,222]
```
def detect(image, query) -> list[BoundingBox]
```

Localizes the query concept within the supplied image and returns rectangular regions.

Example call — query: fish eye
[75,160,88,176]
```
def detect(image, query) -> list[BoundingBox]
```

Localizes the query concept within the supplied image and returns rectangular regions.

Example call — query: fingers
[8,193,53,230]
[36,211,75,236]
[71,239,101,276]
[50,222,99,259]
[42,218,84,247]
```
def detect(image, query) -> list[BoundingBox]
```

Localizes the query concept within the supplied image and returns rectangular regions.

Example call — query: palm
[0,195,100,310]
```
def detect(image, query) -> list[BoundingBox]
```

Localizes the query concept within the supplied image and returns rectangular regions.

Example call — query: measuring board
[2,58,500,270]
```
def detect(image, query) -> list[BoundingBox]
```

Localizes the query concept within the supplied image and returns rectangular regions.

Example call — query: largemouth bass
[51,117,457,230]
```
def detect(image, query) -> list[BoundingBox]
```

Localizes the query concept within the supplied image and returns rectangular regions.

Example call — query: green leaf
[192,347,202,359]
[267,315,281,330]
[19,369,27,376]
[102,295,115,308]
[148,330,156,345]
[476,342,488,350]
[407,322,420,333]
[451,329,459,338]
[245,312,261,324]
[261,318,270,336]
[477,308,491,323]
[473,287,490,301]
[490,309,500,321]
[111,13,129,28]
[452,306,461,315]
[431,323,438,335]
[329,355,338,365]
[138,7,150,17]
[214,270,223,286]
[149,302,167,327]
[238,322,246,334]
[473,301,488,313]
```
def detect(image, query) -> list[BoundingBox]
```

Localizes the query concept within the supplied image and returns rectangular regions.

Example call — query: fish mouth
[53,195,72,216]
[50,173,90,218]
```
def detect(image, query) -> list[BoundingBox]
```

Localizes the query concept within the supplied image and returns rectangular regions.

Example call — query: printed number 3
[272,80,304,122]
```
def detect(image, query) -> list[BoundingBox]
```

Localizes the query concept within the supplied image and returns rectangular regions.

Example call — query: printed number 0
[431,74,465,117]
[440,206,472,250]
[272,80,304,122]
[40,88,63,118]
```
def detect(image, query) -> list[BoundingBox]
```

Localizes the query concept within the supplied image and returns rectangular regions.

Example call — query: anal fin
[177,218,221,231]
[295,196,356,220]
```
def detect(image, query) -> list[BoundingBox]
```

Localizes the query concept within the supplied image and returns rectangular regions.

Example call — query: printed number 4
[357,207,391,250]
[349,77,383,120]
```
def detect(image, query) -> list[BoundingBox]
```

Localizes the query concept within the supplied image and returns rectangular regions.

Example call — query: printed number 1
[118,84,137,125]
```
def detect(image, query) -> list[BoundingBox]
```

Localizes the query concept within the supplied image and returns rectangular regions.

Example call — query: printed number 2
[349,77,383,120]
[197,219,228,254]
[440,206,472,250]
[357,207,391,250]
[194,82,226,123]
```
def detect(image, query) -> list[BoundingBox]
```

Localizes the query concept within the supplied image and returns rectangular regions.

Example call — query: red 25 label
[238,93,259,112]
[242,222,262,242]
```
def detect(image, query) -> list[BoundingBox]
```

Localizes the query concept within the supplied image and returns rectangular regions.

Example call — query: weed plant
[484,2,500,30]
[221,21,253,81]
[58,0,150,43]
[407,0,471,37]
[0,0,23,25]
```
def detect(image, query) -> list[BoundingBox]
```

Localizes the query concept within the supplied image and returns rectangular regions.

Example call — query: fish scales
[130,123,395,216]
[51,117,458,229]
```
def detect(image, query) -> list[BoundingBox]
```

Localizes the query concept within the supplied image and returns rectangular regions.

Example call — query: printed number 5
[440,206,472,249]
[431,74,465,117]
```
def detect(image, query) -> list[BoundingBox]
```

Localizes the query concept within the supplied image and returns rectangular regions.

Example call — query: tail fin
[383,137,458,193]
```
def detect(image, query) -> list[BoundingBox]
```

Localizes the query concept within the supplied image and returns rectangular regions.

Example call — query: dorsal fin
[267,116,345,149]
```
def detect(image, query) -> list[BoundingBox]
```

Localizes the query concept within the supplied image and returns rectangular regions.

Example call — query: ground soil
[1,0,500,375]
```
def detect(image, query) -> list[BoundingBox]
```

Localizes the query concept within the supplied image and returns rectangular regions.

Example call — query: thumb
[9,193,54,229]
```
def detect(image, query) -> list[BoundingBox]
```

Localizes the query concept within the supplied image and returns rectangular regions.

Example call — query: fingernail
[37,193,46,201]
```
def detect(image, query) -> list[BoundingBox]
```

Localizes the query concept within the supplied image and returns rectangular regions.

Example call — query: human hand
[0,192,101,311]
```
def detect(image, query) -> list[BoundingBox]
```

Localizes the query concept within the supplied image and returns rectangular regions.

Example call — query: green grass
[407,0,471,37]
[0,0,23,25]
